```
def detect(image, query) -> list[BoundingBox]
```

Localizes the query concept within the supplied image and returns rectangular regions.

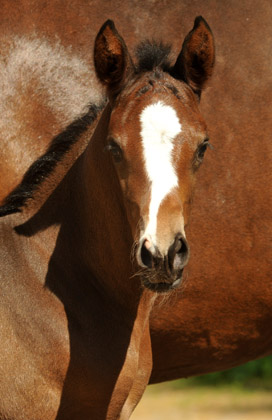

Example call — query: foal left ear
[172,16,215,96]
[94,20,134,95]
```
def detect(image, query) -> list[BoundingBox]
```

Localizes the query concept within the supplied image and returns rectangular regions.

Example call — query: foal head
[94,18,215,292]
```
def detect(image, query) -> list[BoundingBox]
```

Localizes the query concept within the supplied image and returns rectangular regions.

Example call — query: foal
[0,17,214,419]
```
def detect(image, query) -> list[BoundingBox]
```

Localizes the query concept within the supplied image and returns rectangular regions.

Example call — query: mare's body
[0,0,271,415]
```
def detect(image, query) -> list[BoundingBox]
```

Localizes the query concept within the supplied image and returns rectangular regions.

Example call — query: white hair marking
[140,101,181,247]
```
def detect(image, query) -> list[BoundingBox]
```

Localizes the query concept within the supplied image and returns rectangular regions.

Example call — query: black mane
[0,102,105,217]
[135,41,172,73]
[0,42,174,218]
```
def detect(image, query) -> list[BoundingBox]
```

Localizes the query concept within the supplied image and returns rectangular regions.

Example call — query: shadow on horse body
[0,19,215,419]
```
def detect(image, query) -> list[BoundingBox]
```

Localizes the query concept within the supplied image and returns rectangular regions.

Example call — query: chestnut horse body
[0,12,215,420]
[0,0,272,418]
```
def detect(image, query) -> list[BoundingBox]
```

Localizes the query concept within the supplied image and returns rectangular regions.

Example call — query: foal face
[108,74,209,291]
[94,18,215,291]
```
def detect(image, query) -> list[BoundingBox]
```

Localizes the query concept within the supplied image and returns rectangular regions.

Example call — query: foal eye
[197,142,209,159]
[106,139,123,163]
[193,139,212,168]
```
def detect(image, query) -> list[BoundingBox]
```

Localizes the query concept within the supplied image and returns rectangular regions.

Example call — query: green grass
[162,356,272,391]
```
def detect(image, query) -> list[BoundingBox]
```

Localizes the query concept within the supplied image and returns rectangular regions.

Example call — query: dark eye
[193,139,212,168]
[106,139,123,163]
[198,141,209,159]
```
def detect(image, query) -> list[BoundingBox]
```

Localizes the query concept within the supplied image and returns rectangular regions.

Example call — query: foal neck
[68,104,150,312]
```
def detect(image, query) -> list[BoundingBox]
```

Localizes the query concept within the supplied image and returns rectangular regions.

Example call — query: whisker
[129,217,142,264]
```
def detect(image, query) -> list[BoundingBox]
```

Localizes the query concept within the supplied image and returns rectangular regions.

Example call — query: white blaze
[140,101,182,247]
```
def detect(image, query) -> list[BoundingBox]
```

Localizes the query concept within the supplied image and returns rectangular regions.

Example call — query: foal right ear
[94,20,134,95]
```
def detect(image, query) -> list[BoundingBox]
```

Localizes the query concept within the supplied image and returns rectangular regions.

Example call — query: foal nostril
[139,235,189,273]
[140,240,153,268]
[168,234,190,272]
[178,237,189,259]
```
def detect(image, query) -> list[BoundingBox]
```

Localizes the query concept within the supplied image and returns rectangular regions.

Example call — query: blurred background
[132,355,272,419]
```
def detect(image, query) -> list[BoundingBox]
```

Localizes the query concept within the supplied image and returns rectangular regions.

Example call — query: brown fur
[0,9,214,420]
[0,36,103,202]
[0,0,271,417]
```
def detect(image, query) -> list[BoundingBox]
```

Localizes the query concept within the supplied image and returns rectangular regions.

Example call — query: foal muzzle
[137,233,190,292]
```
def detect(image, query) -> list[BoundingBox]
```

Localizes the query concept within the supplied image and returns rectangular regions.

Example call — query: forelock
[135,41,172,73]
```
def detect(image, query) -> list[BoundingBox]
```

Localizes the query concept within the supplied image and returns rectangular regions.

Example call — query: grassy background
[174,355,272,390]
[132,356,272,419]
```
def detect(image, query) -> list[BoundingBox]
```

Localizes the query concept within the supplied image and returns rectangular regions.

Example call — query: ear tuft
[172,16,215,96]
[94,20,133,94]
